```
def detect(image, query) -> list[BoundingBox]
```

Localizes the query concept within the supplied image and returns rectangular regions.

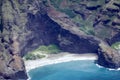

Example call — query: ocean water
[28,60,120,80]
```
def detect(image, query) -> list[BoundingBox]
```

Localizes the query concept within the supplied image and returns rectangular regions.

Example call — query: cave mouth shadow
[21,13,99,56]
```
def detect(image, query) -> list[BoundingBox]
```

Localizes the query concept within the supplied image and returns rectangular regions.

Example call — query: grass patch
[50,0,63,8]
[36,44,61,54]
[60,9,76,18]
[67,0,82,3]
[24,53,45,60]
[80,26,95,35]
[24,44,61,60]
[111,42,120,50]
[50,0,76,18]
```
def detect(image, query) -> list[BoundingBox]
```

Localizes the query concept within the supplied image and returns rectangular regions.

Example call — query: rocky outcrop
[0,0,28,79]
[46,0,120,69]
[0,0,120,79]
[49,0,120,42]
[97,43,120,68]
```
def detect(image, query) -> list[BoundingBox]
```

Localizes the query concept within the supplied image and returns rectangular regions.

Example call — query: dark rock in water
[1,0,120,79]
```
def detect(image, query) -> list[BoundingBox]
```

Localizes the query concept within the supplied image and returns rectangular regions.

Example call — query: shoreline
[25,52,98,72]
[96,64,120,71]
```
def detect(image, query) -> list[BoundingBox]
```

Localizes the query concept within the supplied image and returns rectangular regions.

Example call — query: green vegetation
[67,0,82,3]
[50,0,76,18]
[80,26,95,35]
[60,9,76,18]
[24,44,61,60]
[24,53,45,60]
[86,0,105,7]
[50,0,95,35]
[49,0,119,38]
[50,0,63,8]
[72,15,95,35]
[111,42,120,50]
[35,44,61,54]
[95,27,112,40]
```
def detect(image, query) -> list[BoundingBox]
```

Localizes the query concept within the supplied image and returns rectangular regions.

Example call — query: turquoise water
[29,60,120,80]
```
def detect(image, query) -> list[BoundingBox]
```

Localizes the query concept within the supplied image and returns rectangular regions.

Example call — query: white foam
[96,63,120,71]
[95,64,103,68]
[25,53,97,80]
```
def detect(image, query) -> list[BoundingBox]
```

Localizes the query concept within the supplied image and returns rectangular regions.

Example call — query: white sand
[25,52,98,72]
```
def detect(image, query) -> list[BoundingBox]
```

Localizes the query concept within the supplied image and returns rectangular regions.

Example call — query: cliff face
[46,0,120,68]
[0,0,120,79]
[0,0,28,79]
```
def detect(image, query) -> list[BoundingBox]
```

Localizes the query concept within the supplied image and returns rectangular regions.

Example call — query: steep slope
[47,0,120,68]
[0,0,120,79]
[0,0,28,79]
[49,0,120,43]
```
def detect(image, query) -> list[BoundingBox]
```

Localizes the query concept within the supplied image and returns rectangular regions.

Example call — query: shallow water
[28,60,120,80]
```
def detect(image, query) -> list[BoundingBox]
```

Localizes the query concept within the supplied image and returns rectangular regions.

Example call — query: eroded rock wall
[0,0,28,79]
[0,0,120,79]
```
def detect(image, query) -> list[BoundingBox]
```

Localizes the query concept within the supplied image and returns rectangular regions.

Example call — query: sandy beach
[25,52,98,72]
